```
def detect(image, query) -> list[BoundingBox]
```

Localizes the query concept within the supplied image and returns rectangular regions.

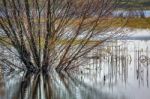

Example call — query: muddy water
[0,40,150,99]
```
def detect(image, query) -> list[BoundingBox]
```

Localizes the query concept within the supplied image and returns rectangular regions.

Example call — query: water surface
[0,40,150,99]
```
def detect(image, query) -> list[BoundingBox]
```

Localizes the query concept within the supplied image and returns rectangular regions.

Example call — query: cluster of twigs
[0,0,125,73]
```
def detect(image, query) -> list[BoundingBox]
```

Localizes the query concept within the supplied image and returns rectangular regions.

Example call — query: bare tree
[0,0,126,73]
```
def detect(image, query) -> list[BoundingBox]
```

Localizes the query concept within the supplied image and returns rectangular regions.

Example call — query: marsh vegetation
[0,0,150,99]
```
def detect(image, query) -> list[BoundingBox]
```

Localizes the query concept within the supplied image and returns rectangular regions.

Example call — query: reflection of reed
[135,47,149,87]
[139,55,150,67]
[83,41,130,84]
[83,41,150,87]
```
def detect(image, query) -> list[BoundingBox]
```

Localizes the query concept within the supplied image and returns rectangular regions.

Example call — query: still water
[113,10,150,17]
[0,40,150,99]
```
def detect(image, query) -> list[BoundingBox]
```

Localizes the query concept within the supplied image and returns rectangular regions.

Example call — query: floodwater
[0,40,150,99]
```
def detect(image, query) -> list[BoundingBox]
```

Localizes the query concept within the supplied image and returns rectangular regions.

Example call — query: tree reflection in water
[0,40,150,99]
[2,70,127,99]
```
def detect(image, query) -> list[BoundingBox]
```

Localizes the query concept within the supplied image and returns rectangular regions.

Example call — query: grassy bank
[0,17,150,47]
[75,17,150,29]
[113,17,150,29]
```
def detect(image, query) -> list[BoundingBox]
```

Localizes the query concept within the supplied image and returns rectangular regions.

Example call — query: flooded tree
[0,0,126,73]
